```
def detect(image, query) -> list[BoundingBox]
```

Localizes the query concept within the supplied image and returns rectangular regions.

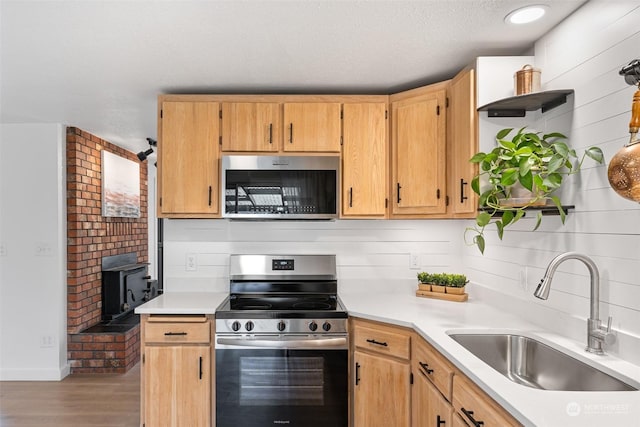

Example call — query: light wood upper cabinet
[342,103,388,217]
[283,102,341,152]
[391,83,447,217]
[158,101,220,217]
[221,102,281,152]
[447,67,478,217]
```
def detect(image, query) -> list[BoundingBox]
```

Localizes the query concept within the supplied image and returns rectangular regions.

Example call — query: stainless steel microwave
[221,155,340,219]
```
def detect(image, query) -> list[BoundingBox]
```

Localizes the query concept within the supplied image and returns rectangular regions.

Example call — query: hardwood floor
[0,363,140,427]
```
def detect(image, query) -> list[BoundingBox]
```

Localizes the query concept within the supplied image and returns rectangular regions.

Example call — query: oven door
[215,334,348,427]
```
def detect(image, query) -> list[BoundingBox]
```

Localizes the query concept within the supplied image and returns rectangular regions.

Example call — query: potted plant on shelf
[444,274,468,295]
[430,273,447,293]
[466,127,604,254]
[417,272,434,291]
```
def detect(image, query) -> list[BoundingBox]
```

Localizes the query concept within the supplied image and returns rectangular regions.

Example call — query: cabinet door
[391,88,447,216]
[342,103,388,217]
[159,101,219,216]
[448,68,478,217]
[283,103,341,152]
[144,345,211,427]
[413,369,454,427]
[354,350,410,427]
[221,102,280,152]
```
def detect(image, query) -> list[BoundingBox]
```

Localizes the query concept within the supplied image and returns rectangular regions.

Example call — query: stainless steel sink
[449,333,637,391]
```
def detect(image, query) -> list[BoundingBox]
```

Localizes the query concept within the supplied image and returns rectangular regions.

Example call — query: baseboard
[0,363,70,381]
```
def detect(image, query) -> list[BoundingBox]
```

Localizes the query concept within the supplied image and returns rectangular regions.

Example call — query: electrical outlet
[0,243,6,256]
[410,253,420,269]
[40,335,54,348]
[186,253,197,271]
[35,242,53,257]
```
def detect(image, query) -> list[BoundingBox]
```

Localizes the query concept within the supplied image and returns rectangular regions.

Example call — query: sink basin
[449,333,637,391]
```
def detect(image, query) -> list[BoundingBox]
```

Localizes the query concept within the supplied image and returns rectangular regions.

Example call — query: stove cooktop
[215,295,347,319]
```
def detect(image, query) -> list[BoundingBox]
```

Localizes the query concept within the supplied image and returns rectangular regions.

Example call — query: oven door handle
[216,336,348,350]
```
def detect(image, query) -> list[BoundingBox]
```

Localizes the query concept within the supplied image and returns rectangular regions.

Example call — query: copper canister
[514,65,541,95]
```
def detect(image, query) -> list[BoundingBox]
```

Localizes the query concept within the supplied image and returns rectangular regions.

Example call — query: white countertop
[135,289,640,427]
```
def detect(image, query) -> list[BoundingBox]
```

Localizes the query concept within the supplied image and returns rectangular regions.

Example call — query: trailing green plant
[466,127,604,254]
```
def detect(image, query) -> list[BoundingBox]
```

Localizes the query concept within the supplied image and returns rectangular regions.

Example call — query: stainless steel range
[215,254,348,427]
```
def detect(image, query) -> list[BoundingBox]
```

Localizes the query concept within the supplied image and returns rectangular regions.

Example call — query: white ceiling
[0,0,587,154]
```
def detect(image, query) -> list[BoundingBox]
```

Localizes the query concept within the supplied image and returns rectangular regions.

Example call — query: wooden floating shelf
[477,89,574,117]
[479,205,574,217]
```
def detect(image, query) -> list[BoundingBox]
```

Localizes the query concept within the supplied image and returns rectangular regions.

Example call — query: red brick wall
[66,127,148,373]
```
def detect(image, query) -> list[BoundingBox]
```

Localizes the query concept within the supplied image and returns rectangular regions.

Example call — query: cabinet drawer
[453,374,521,427]
[353,321,411,360]
[144,321,211,344]
[413,336,454,402]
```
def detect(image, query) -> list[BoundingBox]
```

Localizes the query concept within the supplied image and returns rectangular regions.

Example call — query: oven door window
[216,349,347,427]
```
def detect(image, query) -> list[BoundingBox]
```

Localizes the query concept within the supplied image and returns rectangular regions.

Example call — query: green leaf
[515,146,533,156]
[498,139,516,150]
[513,209,525,224]
[547,154,566,173]
[585,146,604,164]
[469,152,487,163]
[543,132,567,140]
[500,168,519,186]
[550,195,566,224]
[501,209,514,227]
[519,171,533,191]
[496,221,504,240]
[532,211,543,231]
[471,175,480,195]
[496,128,513,140]
[533,174,544,190]
[476,212,492,227]
[551,142,570,157]
[543,173,563,189]
[474,235,485,254]
[519,157,532,177]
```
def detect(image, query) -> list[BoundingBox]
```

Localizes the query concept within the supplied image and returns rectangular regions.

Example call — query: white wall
[163,219,464,295]
[0,124,69,380]
[466,0,640,363]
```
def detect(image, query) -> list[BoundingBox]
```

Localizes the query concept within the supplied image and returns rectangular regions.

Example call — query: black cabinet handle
[268,123,273,144]
[397,183,402,204]
[208,185,212,206]
[461,408,484,427]
[355,362,361,385]
[289,123,293,143]
[199,356,203,380]
[164,332,187,336]
[437,415,445,426]
[419,361,434,374]
[460,178,468,203]
[349,187,353,208]
[366,339,388,347]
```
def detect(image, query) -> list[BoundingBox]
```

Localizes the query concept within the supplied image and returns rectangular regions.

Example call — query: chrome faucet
[534,252,615,355]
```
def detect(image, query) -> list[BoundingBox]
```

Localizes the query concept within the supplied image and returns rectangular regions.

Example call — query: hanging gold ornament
[608,87,640,201]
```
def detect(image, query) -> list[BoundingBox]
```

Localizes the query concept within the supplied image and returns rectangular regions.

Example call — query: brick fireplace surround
[66,127,148,373]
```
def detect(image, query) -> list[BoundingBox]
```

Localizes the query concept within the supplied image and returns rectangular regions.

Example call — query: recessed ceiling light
[505,5,548,25]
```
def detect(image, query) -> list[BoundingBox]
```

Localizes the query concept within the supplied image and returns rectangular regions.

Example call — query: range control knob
[231,321,241,332]
[309,321,318,332]
[245,321,254,332]
[322,322,332,332]
[277,321,286,332]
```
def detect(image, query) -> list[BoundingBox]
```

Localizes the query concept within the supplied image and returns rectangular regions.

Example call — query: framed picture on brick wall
[101,151,141,218]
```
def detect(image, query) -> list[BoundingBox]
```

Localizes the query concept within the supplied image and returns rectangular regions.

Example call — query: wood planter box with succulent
[467,127,604,254]
[416,272,468,302]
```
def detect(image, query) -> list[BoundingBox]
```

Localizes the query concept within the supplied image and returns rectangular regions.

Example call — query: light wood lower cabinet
[453,374,521,427]
[414,370,454,427]
[141,314,213,427]
[352,318,412,427]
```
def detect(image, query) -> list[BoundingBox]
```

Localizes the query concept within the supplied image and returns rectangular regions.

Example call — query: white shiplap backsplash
[466,0,640,363]
[163,219,464,295]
